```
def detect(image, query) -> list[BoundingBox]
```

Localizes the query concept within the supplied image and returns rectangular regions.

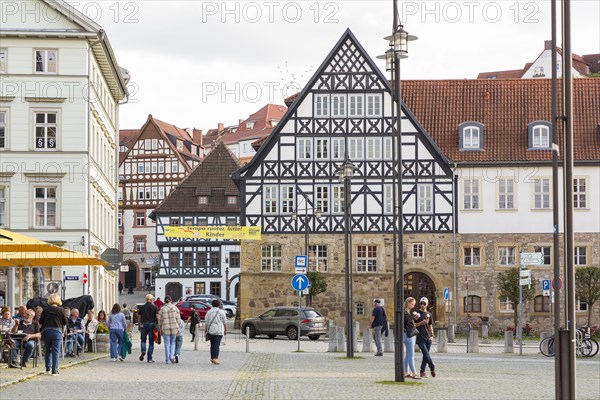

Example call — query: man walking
[370,299,386,356]
[137,294,158,363]
[157,295,181,364]
[416,297,435,378]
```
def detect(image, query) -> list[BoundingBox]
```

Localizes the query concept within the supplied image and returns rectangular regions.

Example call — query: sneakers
[175,355,179,364]
[411,374,422,380]
[139,352,145,362]
[147,359,155,363]
[374,352,383,356]
[52,371,60,376]
[9,362,19,368]
[65,353,75,358]
[420,371,428,378]
[431,369,436,377]
[118,357,124,362]
[110,358,118,362]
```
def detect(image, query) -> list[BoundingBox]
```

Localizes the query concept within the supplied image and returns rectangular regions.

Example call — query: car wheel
[286,326,298,340]
[243,324,256,338]
[267,334,276,339]
[308,334,320,341]
[226,309,233,318]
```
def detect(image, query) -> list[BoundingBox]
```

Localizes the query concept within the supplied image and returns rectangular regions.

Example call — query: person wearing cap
[415,297,436,378]
[370,299,387,356]
[137,293,159,363]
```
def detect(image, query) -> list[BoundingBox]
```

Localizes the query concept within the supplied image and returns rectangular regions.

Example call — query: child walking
[174,318,185,363]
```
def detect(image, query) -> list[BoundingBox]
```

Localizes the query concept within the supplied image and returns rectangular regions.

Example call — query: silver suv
[241,307,327,340]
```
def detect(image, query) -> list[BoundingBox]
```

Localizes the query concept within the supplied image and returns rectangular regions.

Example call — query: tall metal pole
[344,169,354,358]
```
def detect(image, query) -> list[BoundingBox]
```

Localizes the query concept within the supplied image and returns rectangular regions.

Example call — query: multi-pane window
[159,187,165,199]
[384,137,393,160]
[331,94,346,117]
[464,246,481,267]
[297,138,312,160]
[314,94,329,117]
[0,111,6,148]
[264,186,277,214]
[172,163,179,173]
[384,185,393,214]
[0,49,6,73]
[463,179,480,210]
[308,245,328,272]
[315,138,328,160]
[533,246,551,266]
[498,246,516,266]
[183,252,193,267]
[169,252,179,266]
[366,94,381,117]
[462,126,480,149]
[158,162,165,173]
[332,185,344,214]
[412,243,424,258]
[197,252,207,266]
[574,247,587,266]
[499,297,513,312]
[348,94,364,117]
[170,218,180,226]
[198,196,208,205]
[315,186,329,213]
[35,49,57,73]
[576,299,588,312]
[194,282,206,295]
[229,252,240,268]
[348,138,363,159]
[280,186,294,214]
[498,178,515,209]
[138,164,144,174]
[117,212,122,227]
[261,244,282,272]
[464,295,482,313]
[210,282,221,297]
[184,218,193,226]
[366,137,381,160]
[332,138,345,160]
[227,196,237,205]
[534,295,550,312]
[0,186,5,227]
[533,178,550,209]
[532,125,550,148]
[573,178,587,208]
[356,302,365,316]
[34,187,56,227]
[357,245,377,272]
[135,212,145,226]
[34,112,57,150]
[418,185,432,213]
[135,238,145,252]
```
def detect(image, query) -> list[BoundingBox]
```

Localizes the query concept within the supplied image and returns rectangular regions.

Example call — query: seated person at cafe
[13,306,28,321]
[66,308,85,357]
[1,305,18,334]
[10,309,41,368]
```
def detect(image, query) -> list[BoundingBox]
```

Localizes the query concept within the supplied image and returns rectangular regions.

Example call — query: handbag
[407,327,419,338]
[204,312,217,342]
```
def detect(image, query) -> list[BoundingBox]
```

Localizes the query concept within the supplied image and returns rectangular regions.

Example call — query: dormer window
[176,140,183,150]
[246,120,255,130]
[270,120,279,128]
[227,196,238,205]
[459,122,484,151]
[528,121,552,149]
[198,196,208,205]
[533,66,545,77]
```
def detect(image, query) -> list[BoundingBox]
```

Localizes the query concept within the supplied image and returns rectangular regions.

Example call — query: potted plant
[96,323,109,352]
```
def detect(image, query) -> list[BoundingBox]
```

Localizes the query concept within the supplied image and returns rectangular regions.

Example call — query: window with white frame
[135,212,145,226]
[0,111,6,149]
[314,94,329,117]
[172,163,179,173]
[576,298,588,312]
[297,138,312,160]
[280,186,294,214]
[151,162,158,173]
[308,245,328,272]
[531,125,550,148]
[137,164,144,174]
[384,185,393,214]
[366,94,382,117]
[264,186,278,214]
[331,94,346,117]
[463,246,481,267]
[463,126,480,149]
[573,178,587,208]
[135,237,145,252]
[332,138,345,160]
[533,246,551,266]
[498,178,515,209]
[158,162,165,173]
[412,243,424,258]
[357,245,377,272]
[34,187,57,227]
[499,297,514,312]
[34,112,57,150]
[498,246,516,266]
[227,196,237,205]
[261,244,282,272]
[463,179,480,210]
[348,138,363,159]
[533,178,550,209]
[198,196,208,205]
[574,246,587,266]
[159,187,165,199]
[144,162,151,174]
[366,137,381,160]
[315,138,328,160]
[0,49,6,73]
[384,137,393,160]
[332,185,344,214]
[176,140,183,150]
[35,49,57,73]
[348,94,364,117]
[0,186,6,227]
[418,184,433,213]
[315,186,329,213]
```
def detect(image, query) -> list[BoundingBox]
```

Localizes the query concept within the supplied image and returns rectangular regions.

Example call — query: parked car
[241,307,327,341]
[180,295,236,318]
[175,300,211,320]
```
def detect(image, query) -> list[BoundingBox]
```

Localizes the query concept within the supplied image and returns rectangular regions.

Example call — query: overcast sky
[73,1,600,133]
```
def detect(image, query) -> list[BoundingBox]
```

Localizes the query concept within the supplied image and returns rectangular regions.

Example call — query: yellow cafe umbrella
[0,228,72,254]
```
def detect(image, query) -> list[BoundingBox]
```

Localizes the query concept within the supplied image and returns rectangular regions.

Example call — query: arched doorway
[124,261,137,291]
[165,282,183,301]
[403,272,437,321]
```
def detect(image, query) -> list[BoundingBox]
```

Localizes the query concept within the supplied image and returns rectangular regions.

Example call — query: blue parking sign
[542,279,551,291]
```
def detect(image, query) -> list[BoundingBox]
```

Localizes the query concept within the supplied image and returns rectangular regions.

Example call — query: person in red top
[153,297,164,311]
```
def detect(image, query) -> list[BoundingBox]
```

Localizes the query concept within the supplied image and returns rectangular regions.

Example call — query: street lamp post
[337,157,356,358]
[378,2,418,382]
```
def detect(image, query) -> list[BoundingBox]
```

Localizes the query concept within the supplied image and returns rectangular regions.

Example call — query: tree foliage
[307,271,327,306]
[496,267,538,330]
[575,267,600,325]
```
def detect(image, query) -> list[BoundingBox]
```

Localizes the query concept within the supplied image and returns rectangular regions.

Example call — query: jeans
[175,335,183,356]
[140,323,155,360]
[67,333,84,354]
[372,325,383,354]
[42,328,62,373]
[11,339,36,364]
[209,334,223,360]
[403,332,417,374]
[418,339,435,373]
[109,329,124,359]
[163,334,176,363]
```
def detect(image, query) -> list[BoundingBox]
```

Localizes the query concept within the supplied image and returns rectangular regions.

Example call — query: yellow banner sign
[163,226,261,240]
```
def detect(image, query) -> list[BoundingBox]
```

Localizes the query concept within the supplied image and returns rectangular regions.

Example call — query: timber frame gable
[233,29,456,234]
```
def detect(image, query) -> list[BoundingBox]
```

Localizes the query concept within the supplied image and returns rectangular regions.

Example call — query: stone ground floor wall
[239,232,600,334]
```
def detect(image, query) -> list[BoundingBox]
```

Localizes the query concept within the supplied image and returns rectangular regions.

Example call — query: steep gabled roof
[118,129,140,164]
[153,142,242,214]
[401,79,600,163]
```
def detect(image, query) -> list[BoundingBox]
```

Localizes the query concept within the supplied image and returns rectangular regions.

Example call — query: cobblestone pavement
[1,333,598,400]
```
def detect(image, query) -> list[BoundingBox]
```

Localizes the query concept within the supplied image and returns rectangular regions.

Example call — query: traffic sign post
[291,274,309,352]
[517,253,542,356]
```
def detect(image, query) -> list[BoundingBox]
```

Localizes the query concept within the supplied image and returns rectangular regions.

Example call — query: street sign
[295,255,307,268]
[542,279,551,291]
[520,252,544,266]
[65,276,79,281]
[83,273,88,285]
[520,270,531,278]
[101,248,122,265]
[543,290,550,297]
[520,277,531,286]
[302,288,309,295]
[291,274,309,291]
[552,278,563,290]
[295,266,307,274]
[443,287,449,301]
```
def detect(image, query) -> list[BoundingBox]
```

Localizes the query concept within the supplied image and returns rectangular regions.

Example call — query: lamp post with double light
[377,3,418,382]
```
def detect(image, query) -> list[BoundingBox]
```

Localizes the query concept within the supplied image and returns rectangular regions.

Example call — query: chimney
[193,128,203,146]
[218,122,224,132]
[544,40,552,51]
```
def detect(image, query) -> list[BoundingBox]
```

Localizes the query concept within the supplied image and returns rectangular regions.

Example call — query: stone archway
[403,271,437,321]
[165,282,183,302]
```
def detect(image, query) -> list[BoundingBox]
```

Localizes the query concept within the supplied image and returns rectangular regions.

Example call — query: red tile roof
[401,79,600,163]
[583,54,600,74]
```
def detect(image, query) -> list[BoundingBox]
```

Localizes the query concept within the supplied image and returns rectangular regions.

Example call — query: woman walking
[157,296,181,364]
[205,299,227,365]
[188,304,200,342]
[108,304,127,361]
[39,294,68,376]
[403,297,421,379]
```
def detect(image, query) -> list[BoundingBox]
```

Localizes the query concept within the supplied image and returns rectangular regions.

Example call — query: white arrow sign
[520,277,532,286]
[520,270,531,278]
[520,252,544,266]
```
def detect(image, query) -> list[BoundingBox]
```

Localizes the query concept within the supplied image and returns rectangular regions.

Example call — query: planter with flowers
[95,323,109,352]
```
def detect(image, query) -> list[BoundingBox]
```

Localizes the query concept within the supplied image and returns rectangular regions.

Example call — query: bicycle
[539,326,598,357]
